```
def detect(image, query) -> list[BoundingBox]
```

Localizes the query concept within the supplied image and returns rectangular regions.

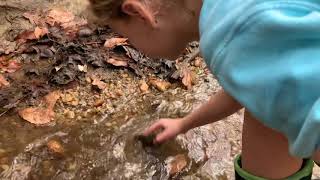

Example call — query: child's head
[89,0,202,59]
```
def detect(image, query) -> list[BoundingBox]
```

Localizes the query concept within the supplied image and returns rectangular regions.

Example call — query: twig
[0,109,9,118]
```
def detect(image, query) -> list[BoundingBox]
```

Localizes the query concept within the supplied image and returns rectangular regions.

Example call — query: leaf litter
[0,7,201,125]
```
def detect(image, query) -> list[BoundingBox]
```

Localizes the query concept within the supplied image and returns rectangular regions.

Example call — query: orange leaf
[92,78,107,90]
[34,27,49,39]
[181,68,194,89]
[104,38,128,49]
[19,108,54,125]
[46,9,75,26]
[106,58,128,67]
[19,91,60,125]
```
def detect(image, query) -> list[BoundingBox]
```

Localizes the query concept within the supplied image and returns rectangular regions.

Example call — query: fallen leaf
[139,80,149,92]
[19,91,60,125]
[92,78,107,90]
[181,68,194,90]
[167,154,188,176]
[34,27,49,39]
[0,60,21,73]
[15,30,36,43]
[106,58,128,67]
[46,9,75,26]
[149,79,171,92]
[0,74,9,88]
[104,38,128,49]
[19,108,54,125]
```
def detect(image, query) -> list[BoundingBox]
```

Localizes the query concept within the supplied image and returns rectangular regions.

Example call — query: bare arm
[181,89,243,132]
[144,89,243,143]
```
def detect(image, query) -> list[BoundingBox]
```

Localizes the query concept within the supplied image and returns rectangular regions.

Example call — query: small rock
[194,57,202,67]
[47,140,64,155]
[0,157,9,164]
[139,80,149,92]
[115,90,123,96]
[85,77,92,83]
[166,154,188,176]
[105,122,112,127]
[78,28,93,37]
[70,99,79,106]
[64,110,75,119]
[149,79,171,92]
[94,99,104,107]
[121,73,129,78]
[63,94,73,103]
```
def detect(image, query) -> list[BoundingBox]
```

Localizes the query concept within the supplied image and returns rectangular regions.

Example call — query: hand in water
[143,118,186,144]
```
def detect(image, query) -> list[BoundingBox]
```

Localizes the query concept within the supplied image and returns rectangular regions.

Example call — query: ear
[121,0,157,27]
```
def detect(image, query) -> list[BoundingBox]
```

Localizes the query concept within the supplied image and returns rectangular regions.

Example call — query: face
[109,0,200,59]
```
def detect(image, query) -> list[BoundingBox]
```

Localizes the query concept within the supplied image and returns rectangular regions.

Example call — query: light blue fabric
[199,0,320,158]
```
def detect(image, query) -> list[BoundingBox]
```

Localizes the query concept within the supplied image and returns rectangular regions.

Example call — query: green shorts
[234,155,314,180]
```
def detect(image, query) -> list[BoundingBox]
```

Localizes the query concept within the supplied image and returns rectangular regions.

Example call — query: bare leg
[313,150,320,165]
[242,110,303,179]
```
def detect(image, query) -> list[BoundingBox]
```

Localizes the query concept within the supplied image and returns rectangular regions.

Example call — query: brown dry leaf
[19,91,60,125]
[46,9,75,26]
[34,27,49,39]
[92,78,107,90]
[0,60,21,73]
[149,79,171,92]
[181,68,194,90]
[106,58,128,67]
[104,38,128,49]
[139,80,149,92]
[167,154,188,176]
[0,74,9,88]
[15,30,37,43]
[19,108,54,125]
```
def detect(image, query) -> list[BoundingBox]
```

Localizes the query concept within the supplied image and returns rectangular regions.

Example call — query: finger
[143,121,163,136]
[155,130,174,144]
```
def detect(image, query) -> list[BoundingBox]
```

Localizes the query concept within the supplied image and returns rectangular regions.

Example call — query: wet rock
[78,27,93,37]
[135,134,157,147]
[47,140,64,155]
[166,154,188,176]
